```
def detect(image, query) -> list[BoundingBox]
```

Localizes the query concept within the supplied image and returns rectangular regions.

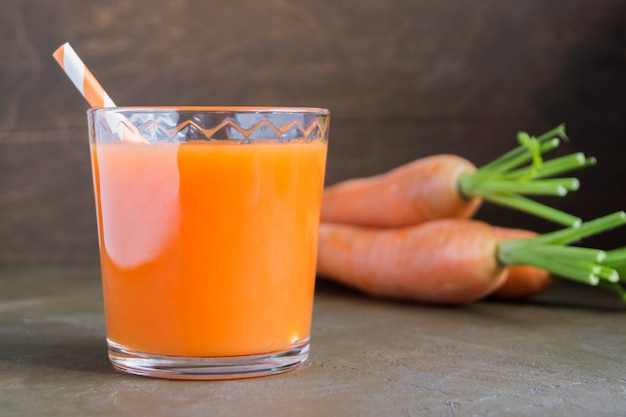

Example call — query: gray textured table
[1,266,625,416]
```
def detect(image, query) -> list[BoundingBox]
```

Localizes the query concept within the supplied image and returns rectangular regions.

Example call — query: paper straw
[53,42,146,142]
[53,42,115,109]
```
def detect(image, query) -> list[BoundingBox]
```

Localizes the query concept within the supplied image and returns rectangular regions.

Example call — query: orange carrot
[490,265,554,300]
[322,126,594,228]
[489,227,554,300]
[316,219,508,304]
[317,213,626,304]
[321,154,481,228]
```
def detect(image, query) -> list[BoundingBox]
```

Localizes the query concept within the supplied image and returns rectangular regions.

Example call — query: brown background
[1,0,625,265]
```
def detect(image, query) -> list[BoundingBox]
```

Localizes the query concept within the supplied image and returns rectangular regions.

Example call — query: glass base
[107,339,309,380]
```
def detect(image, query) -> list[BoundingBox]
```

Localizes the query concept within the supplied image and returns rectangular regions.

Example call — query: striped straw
[53,42,115,108]
[53,42,146,142]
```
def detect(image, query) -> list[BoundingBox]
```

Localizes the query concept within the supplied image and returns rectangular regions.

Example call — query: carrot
[317,219,508,304]
[489,227,553,300]
[317,212,626,304]
[322,125,595,228]
[489,265,553,300]
[322,154,482,228]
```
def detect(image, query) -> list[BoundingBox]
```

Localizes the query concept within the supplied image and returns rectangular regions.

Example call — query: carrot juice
[88,107,329,379]
[91,139,327,360]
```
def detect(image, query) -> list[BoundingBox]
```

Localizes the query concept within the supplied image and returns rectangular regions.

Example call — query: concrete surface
[1,266,625,416]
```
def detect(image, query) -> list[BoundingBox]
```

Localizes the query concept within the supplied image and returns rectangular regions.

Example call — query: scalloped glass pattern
[88,107,330,144]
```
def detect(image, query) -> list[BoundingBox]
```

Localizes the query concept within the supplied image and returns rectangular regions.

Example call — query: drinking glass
[87,107,329,379]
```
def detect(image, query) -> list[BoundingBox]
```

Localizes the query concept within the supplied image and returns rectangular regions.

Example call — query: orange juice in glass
[87,107,329,379]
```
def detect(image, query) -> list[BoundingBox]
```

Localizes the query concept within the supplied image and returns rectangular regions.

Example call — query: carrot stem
[535,123,569,143]
[497,212,626,302]
[476,124,566,173]
[603,247,626,265]
[477,178,579,196]
[502,153,596,181]
[458,124,593,226]
[601,247,626,283]
[533,245,606,262]
[476,138,560,177]
[478,192,582,227]
[596,265,620,283]
[528,212,626,245]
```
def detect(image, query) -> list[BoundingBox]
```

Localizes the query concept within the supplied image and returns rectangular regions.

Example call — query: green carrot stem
[527,212,626,246]
[599,247,626,283]
[476,138,560,177]
[595,265,620,283]
[457,124,593,226]
[478,192,581,227]
[603,247,626,266]
[476,178,579,196]
[534,123,568,143]
[497,212,626,302]
[476,127,563,174]
[502,153,595,181]
[475,140,534,174]
[533,245,606,262]
[499,247,601,285]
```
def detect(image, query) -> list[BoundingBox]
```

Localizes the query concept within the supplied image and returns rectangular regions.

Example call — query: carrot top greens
[458,124,595,227]
[599,246,626,301]
[497,212,626,302]
[460,124,626,301]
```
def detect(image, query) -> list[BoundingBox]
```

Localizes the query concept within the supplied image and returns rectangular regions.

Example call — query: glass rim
[88,106,330,115]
